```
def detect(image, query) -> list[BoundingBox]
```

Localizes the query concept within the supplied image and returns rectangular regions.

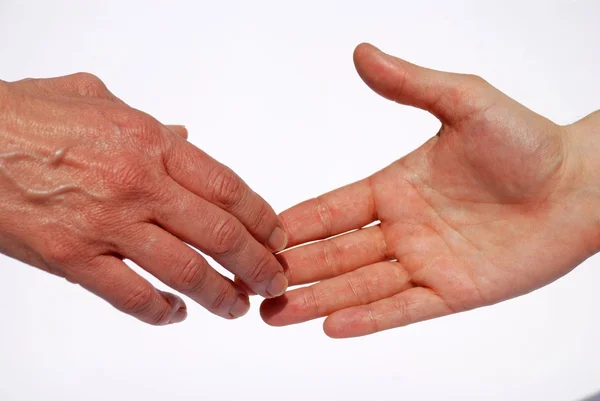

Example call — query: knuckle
[103,158,149,195]
[124,113,159,137]
[84,208,133,241]
[13,78,37,91]
[207,166,245,208]
[462,73,487,87]
[44,238,79,267]
[391,68,409,101]
[211,216,243,255]
[367,304,381,332]
[446,80,476,107]
[244,252,274,283]
[109,109,165,151]
[121,286,155,315]
[171,256,209,293]
[346,273,368,303]
[72,72,108,98]
[249,199,272,233]
[209,286,235,313]
[315,196,333,237]
[393,297,409,323]
[16,77,36,84]
[302,287,321,317]
[444,74,491,120]
[123,114,161,144]
[322,239,342,276]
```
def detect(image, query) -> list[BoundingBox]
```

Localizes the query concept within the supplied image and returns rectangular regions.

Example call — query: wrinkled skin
[0,73,289,325]
[261,43,600,338]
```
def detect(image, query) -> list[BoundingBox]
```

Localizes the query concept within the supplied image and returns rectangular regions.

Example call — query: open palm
[260,43,597,338]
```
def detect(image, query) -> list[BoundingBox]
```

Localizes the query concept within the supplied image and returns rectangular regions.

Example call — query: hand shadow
[580,391,600,401]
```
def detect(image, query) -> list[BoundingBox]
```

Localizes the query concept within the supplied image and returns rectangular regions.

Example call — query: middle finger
[153,180,288,299]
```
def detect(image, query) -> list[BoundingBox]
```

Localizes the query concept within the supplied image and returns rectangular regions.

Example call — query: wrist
[564,111,600,255]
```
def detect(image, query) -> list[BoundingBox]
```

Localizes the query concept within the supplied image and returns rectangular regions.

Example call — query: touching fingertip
[266,272,288,298]
[228,293,251,319]
[259,295,289,326]
[266,226,288,253]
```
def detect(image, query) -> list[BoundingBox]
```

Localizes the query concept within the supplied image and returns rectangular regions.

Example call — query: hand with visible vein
[0,73,288,325]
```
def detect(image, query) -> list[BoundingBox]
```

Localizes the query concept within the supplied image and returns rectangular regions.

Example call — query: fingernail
[266,226,288,253]
[229,294,250,319]
[266,272,288,298]
[169,306,187,324]
[166,125,188,139]
[166,124,187,130]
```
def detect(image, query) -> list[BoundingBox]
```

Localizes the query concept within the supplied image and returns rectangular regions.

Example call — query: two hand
[261,43,600,338]
[0,73,289,325]
[3,44,597,337]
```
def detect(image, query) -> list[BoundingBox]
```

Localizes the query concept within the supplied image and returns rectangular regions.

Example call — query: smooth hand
[0,74,288,325]
[261,43,600,338]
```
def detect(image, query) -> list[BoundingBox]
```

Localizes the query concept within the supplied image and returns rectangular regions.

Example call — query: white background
[1,1,599,400]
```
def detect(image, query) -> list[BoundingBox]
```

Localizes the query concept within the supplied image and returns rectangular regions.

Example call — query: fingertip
[323,310,366,339]
[354,43,406,97]
[323,315,346,339]
[159,290,188,325]
[159,290,185,307]
[266,225,288,253]
[259,295,290,326]
[353,42,379,62]
[265,272,289,298]
[169,306,188,324]
[228,292,251,319]
[353,42,390,72]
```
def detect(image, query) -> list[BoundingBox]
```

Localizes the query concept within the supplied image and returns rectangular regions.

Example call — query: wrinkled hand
[261,43,600,338]
[0,73,288,325]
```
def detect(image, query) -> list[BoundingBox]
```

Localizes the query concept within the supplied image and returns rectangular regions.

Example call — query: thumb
[353,43,488,125]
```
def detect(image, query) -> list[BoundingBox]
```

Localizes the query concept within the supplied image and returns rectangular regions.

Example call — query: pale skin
[260,43,600,338]
[0,73,289,325]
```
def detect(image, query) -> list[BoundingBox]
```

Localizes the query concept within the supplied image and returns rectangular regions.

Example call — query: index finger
[164,137,287,252]
[280,177,377,248]
[154,181,288,299]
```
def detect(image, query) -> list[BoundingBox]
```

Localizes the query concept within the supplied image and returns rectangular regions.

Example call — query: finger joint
[207,165,246,209]
[172,256,209,293]
[211,216,243,256]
